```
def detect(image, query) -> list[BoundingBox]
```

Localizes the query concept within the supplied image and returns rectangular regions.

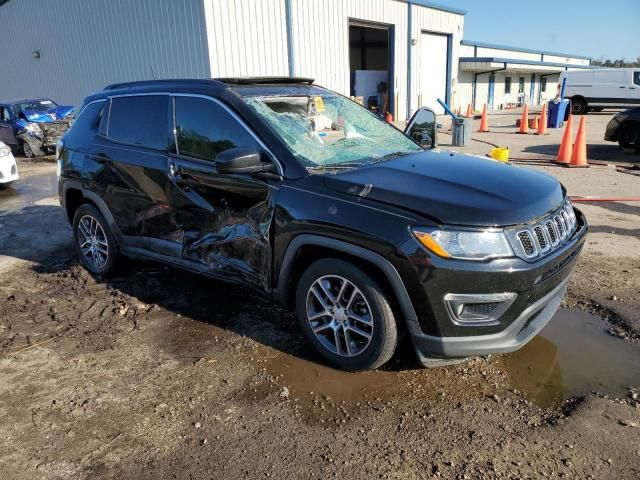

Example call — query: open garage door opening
[419,32,450,114]
[349,21,394,119]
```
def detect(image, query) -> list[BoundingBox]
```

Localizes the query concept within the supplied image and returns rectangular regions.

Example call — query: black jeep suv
[58,78,587,371]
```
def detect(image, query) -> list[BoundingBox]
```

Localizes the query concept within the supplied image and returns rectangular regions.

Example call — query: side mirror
[405,107,437,149]
[215,147,275,175]
[411,131,432,149]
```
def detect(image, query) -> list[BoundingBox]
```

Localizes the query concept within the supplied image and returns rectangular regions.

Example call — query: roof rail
[215,77,314,85]
[103,79,223,90]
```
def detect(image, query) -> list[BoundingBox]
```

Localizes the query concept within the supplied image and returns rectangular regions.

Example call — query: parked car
[604,107,640,152]
[0,140,19,188]
[559,68,640,114]
[57,78,587,371]
[0,98,74,158]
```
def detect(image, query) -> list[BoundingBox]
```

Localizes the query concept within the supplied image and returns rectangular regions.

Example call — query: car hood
[322,150,564,227]
[22,105,74,123]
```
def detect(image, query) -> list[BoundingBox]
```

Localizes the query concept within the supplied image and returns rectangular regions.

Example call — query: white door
[420,32,448,114]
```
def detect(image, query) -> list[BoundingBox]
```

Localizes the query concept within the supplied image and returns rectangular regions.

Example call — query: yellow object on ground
[489,147,509,162]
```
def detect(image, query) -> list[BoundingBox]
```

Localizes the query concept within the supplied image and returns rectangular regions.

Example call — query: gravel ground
[0,155,639,479]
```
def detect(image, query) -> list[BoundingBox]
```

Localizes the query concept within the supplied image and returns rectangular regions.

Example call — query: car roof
[84,77,318,103]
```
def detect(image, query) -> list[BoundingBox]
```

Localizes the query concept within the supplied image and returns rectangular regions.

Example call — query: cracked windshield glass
[244,94,422,168]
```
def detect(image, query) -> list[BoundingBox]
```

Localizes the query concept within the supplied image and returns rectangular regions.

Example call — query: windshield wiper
[373,151,410,163]
[307,162,364,171]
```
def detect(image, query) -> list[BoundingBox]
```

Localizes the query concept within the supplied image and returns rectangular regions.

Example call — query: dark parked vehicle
[57,78,587,371]
[0,98,74,158]
[604,107,640,152]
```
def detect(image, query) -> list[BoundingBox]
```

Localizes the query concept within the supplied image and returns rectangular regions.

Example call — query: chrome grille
[545,221,558,245]
[508,201,579,261]
[533,225,548,251]
[518,231,535,256]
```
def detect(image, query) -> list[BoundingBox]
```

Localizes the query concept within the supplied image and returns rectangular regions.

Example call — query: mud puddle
[498,308,640,406]
[0,172,58,215]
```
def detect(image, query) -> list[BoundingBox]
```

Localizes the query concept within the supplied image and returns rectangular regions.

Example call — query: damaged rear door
[168,94,280,290]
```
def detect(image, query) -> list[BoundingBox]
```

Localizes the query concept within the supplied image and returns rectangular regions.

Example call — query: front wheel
[72,204,119,276]
[295,258,398,371]
[618,123,640,150]
[21,140,34,158]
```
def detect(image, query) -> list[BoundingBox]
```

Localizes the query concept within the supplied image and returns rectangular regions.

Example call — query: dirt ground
[1,129,639,480]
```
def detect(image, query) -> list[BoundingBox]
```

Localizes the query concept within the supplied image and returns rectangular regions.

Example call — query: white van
[559,68,640,114]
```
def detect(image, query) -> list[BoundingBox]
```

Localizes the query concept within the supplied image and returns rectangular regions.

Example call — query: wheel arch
[62,183,123,245]
[275,235,419,326]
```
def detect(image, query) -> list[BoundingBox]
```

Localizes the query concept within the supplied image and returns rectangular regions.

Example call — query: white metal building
[0,0,590,119]
[456,40,593,112]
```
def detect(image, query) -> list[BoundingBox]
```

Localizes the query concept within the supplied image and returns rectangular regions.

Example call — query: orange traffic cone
[555,114,573,164]
[536,103,548,135]
[478,104,489,132]
[566,116,589,168]
[465,104,473,117]
[456,106,462,116]
[517,104,529,134]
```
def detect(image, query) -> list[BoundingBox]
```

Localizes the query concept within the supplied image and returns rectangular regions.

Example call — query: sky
[446,0,640,61]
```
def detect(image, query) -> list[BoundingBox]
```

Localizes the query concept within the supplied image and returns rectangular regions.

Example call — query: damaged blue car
[0,98,74,158]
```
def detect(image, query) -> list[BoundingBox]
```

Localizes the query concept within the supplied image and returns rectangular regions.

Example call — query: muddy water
[0,172,58,215]
[264,309,640,410]
[497,309,640,406]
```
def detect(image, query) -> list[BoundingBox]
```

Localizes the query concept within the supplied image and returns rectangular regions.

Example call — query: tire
[618,123,640,150]
[21,140,34,158]
[295,258,398,371]
[0,181,13,190]
[571,98,587,115]
[72,204,119,276]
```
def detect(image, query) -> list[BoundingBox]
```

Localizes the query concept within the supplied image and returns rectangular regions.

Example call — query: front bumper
[0,153,19,184]
[399,208,587,365]
[604,117,621,142]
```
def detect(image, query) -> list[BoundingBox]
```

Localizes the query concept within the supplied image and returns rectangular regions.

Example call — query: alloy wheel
[77,214,109,271]
[305,275,374,357]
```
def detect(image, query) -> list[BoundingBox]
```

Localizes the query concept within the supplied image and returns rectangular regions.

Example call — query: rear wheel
[571,97,587,115]
[72,204,119,276]
[295,258,398,371]
[618,123,640,150]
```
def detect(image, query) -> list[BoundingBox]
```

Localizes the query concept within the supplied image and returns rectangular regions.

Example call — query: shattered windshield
[243,93,421,169]
[12,100,57,116]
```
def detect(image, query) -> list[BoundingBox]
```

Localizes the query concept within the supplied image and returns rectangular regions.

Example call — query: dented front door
[169,95,278,290]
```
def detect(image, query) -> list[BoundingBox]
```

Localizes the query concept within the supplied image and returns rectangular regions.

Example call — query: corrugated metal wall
[0,0,210,107]
[290,0,410,119]
[202,0,289,77]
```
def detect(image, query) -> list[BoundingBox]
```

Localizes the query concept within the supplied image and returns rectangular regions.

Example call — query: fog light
[444,293,517,326]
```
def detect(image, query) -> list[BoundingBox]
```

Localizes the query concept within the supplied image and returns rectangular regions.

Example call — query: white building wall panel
[459,44,474,57]
[203,0,289,77]
[544,55,589,66]
[411,4,463,114]
[0,0,211,107]
[290,0,410,119]
[476,47,540,62]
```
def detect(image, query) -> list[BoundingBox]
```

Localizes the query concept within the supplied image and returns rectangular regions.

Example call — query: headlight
[25,122,42,135]
[412,227,513,261]
[0,145,10,157]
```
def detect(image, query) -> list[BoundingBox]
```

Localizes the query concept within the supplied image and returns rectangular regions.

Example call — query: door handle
[87,154,110,164]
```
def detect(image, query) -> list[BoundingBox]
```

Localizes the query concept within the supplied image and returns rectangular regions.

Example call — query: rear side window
[63,100,104,147]
[634,72,640,87]
[174,96,258,161]
[107,95,168,150]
